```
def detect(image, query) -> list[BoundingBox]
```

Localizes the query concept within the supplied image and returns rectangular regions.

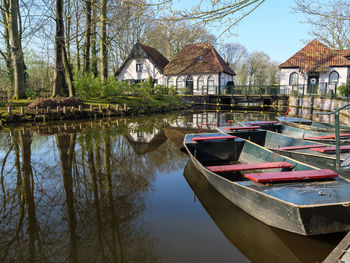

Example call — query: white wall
[165,73,233,94]
[280,67,350,94]
[118,58,166,85]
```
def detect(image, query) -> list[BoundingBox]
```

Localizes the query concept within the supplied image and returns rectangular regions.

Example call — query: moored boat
[183,160,345,262]
[184,132,350,235]
[277,116,350,132]
[239,120,350,144]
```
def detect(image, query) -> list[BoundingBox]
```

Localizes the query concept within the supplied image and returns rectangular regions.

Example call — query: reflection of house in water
[167,112,276,130]
[125,128,167,155]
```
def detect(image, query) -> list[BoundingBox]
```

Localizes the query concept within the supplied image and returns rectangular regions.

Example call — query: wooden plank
[323,231,350,263]
[244,169,338,183]
[207,162,293,173]
[223,126,261,131]
[310,145,350,153]
[270,145,325,151]
[192,135,237,141]
[305,133,350,140]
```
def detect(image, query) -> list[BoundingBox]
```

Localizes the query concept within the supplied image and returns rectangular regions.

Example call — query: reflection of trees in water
[0,116,189,262]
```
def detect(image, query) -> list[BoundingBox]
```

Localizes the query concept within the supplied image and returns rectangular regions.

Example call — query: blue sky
[229,0,311,63]
[173,0,312,63]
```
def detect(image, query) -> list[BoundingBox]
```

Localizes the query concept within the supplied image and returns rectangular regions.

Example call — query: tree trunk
[52,0,67,97]
[8,0,26,99]
[0,3,13,87]
[100,0,108,81]
[62,46,74,97]
[83,0,92,74]
[90,0,98,77]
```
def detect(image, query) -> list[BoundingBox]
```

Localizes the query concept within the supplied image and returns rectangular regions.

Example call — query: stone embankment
[289,96,350,124]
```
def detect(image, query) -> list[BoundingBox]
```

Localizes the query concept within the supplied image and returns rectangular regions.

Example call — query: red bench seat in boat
[247,121,279,125]
[223,126,261,131]
[310,145,350,153]
[270,145,325,151]
[192,135,238,141]
[207,162,293,173]
[305,133,350,140]
[244,169,338,183]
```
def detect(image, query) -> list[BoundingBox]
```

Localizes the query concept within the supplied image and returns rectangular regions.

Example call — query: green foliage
[338,84,350,97]
[74,73,102,98]
[73,73,177,106]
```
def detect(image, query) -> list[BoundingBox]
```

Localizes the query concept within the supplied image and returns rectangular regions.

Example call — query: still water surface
[0,111,345,262]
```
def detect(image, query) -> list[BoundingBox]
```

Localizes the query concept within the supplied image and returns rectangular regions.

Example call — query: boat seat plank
[247,121,279,125]
[270,145,325,151]
[310,145,350,153]
[305,133,350,140]
[223,126,261,131]
[207,162,293,173]
[192,135,237,141]
[244,169,338,183]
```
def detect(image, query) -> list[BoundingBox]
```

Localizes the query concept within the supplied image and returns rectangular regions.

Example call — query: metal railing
[316,101,350,169]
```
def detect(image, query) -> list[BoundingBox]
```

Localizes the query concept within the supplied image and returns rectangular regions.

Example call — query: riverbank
[0,95,189,124]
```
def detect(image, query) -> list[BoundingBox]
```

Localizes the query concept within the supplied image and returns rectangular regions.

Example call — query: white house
[279,40,350,95]
[115,42,169,85]
[163,43,236,95]
[116,42,236,94]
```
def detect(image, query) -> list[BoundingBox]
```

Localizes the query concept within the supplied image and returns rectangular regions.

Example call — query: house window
[167,77,174,88]
[176,76,185,90]
[289,72,298,85]
[329,71,339,85]
[197,76,204,91]
[207,75,214,92]
[136,60,143,72]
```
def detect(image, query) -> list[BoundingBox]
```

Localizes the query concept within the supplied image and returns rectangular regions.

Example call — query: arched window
[207,75,215,92]
[289,72,298,86]
[329,71,339,84]
[197,76,204,92]
[167,77,174,88]
[176,76,185,90]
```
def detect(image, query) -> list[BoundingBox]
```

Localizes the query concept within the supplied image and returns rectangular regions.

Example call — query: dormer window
[136,60,143,72]
[198,56,203,61]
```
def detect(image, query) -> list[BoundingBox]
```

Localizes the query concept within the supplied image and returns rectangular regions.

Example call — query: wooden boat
[277,116,350,132]
[239,120,350,144]
[183,160,345,262]
[216,126,350,174]
[184,132,350,236]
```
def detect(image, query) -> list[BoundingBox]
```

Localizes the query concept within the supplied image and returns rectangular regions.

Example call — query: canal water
[0,111,345,263]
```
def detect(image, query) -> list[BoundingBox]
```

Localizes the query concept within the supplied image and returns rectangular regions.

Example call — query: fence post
[20,106,24,115]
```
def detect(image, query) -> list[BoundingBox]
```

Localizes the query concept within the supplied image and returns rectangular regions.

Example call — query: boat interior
[186,133,338,184]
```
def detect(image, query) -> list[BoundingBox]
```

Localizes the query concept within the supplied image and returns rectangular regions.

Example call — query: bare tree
[294,0,350,49]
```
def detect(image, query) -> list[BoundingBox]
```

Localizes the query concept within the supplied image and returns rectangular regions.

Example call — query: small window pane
[289,72,298,85]
[208,76,214,91]
[168,77,173,87]
[176,76,185,90]
[329,71,339,84]
[136,61,143,72]
[197,76,204,91]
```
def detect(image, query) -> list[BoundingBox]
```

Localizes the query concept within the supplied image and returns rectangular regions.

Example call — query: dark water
[0,111,345,262]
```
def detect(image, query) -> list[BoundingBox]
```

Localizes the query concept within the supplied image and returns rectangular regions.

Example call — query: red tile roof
[279,40,350,73]
[163,43,235,76]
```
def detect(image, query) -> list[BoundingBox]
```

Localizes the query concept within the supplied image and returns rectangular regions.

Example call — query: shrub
[338,84,350,97]
[74,73,102,98]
